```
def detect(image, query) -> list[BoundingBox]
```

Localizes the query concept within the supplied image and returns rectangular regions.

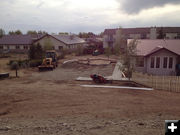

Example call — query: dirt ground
[0,55,180,135]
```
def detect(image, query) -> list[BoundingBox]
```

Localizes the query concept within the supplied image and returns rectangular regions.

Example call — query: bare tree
[0,28,5,38]
[104,47,112,59]
[120,39,138,79]
[114,27,126,55]
[43,38,54,50]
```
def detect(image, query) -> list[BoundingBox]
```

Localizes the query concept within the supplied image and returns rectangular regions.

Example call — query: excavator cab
[38,50,58,71]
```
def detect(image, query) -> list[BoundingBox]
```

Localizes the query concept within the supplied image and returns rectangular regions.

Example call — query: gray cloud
[36,1,45,8]
[117,0,180,14]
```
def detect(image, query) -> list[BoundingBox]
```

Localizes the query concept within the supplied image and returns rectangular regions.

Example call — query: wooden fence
[132,72,180,92]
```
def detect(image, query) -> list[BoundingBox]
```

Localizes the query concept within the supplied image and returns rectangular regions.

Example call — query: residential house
[103,27,180,48]
[85,37,103,47]
[0,35,34,53]
[0,34,86,53]
[129,39,180,76]
[34,34,86,52]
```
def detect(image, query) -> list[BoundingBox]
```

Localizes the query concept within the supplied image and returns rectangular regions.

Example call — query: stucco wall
[129,34,141,39]
[166,33,178,39]
[35,35,68,50]
[103,35,108,48]
[0,45,29,53]
[133,56,147,73]
[103,35,116,48]
[150,28,157,39]
[34,35,85,52]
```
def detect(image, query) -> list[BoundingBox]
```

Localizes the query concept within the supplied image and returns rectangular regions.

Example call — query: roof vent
[157,45,163,48]
[70,35,74,40]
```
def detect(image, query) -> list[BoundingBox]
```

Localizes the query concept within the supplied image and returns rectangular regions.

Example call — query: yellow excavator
[38,50,58,71]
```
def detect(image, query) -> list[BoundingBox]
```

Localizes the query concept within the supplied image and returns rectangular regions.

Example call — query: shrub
[10,61,19,70]
[29,59,42,67]
[113,44,121,55]
[20,60,29,68]
[75,45,84,56]
[10,61,19,77]
[8,60,16,66]
[104,47,112,58]
[29,43,45,60]
[8,59,29,68]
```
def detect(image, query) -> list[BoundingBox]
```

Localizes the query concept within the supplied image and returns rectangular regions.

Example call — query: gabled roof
[51,35,86,45]
[0,35,33,45]
[128,39,180,56]
[34,34,86,45]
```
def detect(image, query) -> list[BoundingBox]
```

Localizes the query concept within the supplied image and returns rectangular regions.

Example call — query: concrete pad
[76,76,129,81]
[80,85,154,91]
[63,59,78,64]
[106,76,129,81]
[76,77,92,81]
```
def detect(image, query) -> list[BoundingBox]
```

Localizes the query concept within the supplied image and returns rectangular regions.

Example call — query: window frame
[23,46,28,50]
[156,57,160,68]
[163,57,168,68]
[169,57,173,69]
[150,57,155,68]
[16,45,20,49]
[58,46,63,51]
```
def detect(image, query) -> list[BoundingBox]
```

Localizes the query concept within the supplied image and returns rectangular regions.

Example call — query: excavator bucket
[38,58,54,71]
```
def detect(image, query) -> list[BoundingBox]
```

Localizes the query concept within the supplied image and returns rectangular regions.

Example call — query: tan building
[103,27,180,48]
[34,34,86,52]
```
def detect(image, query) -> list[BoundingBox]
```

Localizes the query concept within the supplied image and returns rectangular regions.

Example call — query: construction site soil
[0,59,180,135]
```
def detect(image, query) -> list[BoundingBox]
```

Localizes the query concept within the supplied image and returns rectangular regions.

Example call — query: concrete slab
[76,61,129,81]
[80,85,154,91]
[63,59,78,64]
[76,77,92,81]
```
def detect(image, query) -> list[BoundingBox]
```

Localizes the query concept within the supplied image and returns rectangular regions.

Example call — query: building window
[156,57,160,68]
[163,57,168,68]
[0,45,3,49]
[177,33,180,39]
[141,34,146,39]
[16,45,20,49]
[108,42,113,48]
[150,57,155,68]
[108,35,113,41]
[136,57,144,67]
[24,46,28,50]
[58,46,63,51]
[169,57,173,69]
[7,45,10,50]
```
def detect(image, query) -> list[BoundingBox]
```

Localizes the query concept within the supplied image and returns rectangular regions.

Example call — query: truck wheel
[94,79,100,83]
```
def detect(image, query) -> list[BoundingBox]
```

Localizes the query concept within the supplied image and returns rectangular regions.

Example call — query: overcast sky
[0,0,180,34]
